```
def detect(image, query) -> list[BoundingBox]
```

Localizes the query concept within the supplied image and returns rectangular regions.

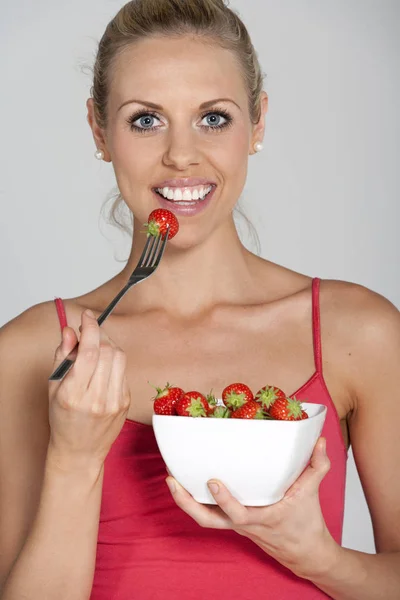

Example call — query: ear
[249,91,268,155]
[86,98,112,163]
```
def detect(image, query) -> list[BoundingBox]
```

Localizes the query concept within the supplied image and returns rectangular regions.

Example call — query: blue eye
[202,113,227,128]
[127,112,161,132]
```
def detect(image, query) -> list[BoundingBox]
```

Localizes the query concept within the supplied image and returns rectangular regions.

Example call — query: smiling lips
[155,185,213,202]
[152,178,216,204]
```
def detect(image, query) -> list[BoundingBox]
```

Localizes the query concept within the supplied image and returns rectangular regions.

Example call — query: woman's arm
[0,305,103,600]
[301,284,400,599]
[2,457,104,600]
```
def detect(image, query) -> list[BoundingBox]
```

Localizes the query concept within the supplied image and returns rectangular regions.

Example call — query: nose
[162,128,200,170]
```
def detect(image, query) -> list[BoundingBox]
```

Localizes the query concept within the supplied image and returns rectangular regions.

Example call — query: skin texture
[1,34,399,599]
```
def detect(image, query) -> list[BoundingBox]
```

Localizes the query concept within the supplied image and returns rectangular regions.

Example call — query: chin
[167,229,207,251]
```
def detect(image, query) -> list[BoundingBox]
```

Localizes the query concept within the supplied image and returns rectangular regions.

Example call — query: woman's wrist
[290,529,342,581]
[45,445,104,481]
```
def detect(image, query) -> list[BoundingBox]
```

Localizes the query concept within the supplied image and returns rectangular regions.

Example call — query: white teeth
[155,185,213,202]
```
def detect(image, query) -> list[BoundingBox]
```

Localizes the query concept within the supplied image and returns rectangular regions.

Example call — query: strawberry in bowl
[151,381,326,507]
[151,383,184,416]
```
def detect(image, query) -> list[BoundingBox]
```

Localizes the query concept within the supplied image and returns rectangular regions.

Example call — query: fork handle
[49,284,131,381]
[48,346,79,381]
[97,284,130,325]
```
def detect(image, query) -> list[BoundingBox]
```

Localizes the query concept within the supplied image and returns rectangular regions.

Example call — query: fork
[49,228,170,381]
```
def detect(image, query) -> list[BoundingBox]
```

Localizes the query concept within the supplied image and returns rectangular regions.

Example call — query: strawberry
[143,209,179,240]
[152,383,185,415]
[209,405,232,418]
[301,410,309,420]
[231,400,266,420]
[255,385,286,412]
[176,391,210,417]
[222,383,254,410]
[269,396,304,421]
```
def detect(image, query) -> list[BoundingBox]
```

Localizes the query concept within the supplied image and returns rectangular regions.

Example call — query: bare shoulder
[0,300,64,363]
[0,288,103,351]
[319,278,399,342]
[0,300,66,414]
[319,278,400,404]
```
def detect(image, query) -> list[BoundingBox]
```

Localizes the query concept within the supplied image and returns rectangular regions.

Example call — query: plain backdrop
[1,0,399,555]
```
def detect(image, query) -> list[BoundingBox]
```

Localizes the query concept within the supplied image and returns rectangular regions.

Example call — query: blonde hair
[92,0,264,251]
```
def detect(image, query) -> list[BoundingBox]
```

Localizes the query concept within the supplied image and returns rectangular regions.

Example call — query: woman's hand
[166,437,339,579]
[47,309,131,471]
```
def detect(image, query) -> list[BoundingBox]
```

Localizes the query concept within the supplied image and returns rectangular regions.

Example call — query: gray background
[1,0,399,554]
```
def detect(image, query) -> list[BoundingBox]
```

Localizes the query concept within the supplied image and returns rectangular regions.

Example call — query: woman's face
[88,35,267,248]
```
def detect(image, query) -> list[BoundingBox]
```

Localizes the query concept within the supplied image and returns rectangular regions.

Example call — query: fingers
[72,310,116,391]
[284,437,331,500]
[205,481,274,528]
[56,310,122,396]
[165,477,232,529]
[106,351,131,414]
[77,312,126,410]
[206,480,250,526]
[53,326,78,364]
[73,310,100,378]
[86,341,115,411]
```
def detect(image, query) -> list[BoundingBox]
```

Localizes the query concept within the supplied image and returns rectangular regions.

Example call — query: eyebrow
[117,97,241,112]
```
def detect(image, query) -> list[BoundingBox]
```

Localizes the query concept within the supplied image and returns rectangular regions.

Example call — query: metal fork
[49,228,170,381]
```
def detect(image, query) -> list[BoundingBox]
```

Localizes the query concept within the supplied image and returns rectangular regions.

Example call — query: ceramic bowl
[152,402,327,506]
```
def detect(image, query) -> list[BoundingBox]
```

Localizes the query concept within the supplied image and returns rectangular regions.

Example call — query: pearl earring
[254,142,264,153]
[95,149,104,160]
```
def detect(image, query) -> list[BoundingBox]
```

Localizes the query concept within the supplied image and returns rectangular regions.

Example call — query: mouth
[152,184,216,206]
[151,181,217,217]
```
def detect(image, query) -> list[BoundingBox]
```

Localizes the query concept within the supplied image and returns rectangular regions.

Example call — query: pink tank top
[54,278,347,599]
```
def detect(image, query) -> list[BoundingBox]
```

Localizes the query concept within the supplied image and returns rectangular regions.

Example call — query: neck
[117,217,261,317]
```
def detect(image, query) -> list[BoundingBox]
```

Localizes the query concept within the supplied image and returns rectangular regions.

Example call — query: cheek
[110,135,155,190]
[213,132,250,188]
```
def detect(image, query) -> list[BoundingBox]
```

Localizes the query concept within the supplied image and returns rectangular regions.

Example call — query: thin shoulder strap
[54,297,68,332]
[311,278,323,373]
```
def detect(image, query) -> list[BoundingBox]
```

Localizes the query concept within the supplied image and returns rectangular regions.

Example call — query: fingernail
[166,478,176,494]
[208,481,219,495]
[320,437,327,453]
[85,309,95,319]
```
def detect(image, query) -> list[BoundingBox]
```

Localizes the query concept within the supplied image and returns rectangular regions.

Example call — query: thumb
[303,437,331,489]
[285,437,331,499]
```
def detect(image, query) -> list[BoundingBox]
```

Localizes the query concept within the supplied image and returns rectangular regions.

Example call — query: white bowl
[152,402,327,506]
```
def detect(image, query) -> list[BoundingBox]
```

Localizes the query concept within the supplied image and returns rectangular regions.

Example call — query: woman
[0,0,399,598]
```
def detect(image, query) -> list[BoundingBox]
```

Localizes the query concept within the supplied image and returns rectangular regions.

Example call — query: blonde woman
[1,1,399,598]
